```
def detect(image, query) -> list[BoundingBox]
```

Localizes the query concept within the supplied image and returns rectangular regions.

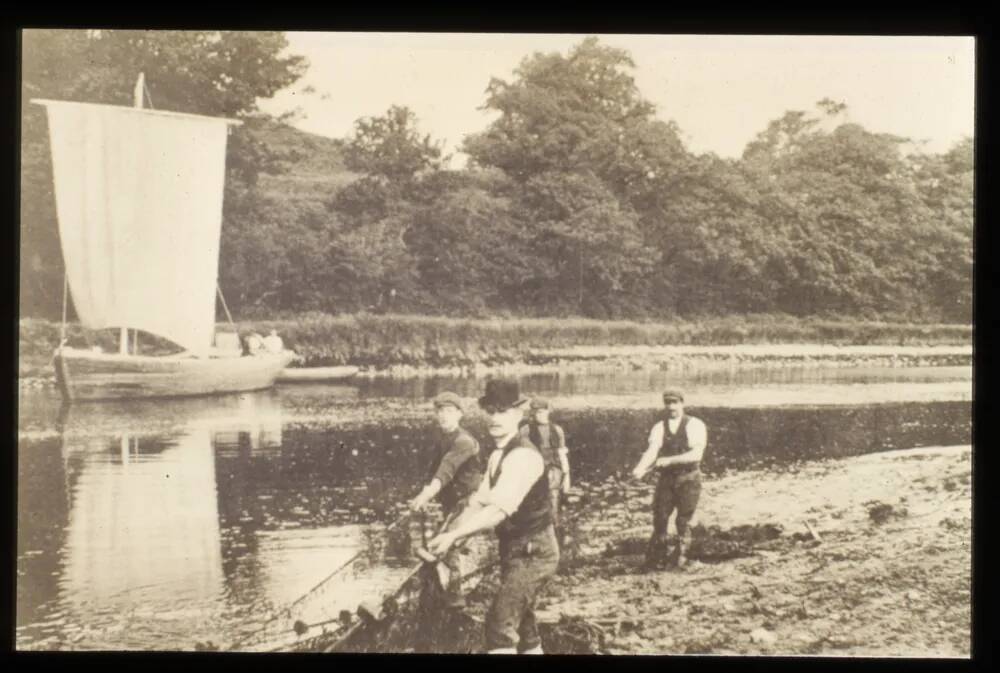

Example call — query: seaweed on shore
[603,522,785,563]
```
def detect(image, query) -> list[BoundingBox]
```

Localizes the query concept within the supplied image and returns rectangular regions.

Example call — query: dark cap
[529,397,550,410]
[478,379,528,413]
[662,388,685,403]
[433,391,463,411]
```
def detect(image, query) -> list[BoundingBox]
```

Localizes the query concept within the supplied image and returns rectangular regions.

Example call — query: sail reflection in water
[48,392,289,649]
[62,428,223,616]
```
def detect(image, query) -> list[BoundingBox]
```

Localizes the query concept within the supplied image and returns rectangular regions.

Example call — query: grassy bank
[19,313,972,374]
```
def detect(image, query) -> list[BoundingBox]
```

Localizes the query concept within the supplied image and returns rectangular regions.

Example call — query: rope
[230,510,413,649]
[236,477,650,651]
[302,487,648,654]
[291,511,412,612]
[217,285,236,329]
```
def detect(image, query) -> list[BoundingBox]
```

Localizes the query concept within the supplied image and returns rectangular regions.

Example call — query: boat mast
[119,72,147,356]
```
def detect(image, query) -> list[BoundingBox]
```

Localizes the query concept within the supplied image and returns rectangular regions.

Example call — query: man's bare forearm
[633,446,659,474]
[656,446,704,467]
[445,503,507,543]
[443,499,485,532]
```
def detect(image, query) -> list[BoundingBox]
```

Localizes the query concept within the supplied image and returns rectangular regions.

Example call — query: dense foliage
[20,33,973,324]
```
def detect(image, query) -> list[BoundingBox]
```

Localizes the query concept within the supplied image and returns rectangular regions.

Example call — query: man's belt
[659,463,701,477]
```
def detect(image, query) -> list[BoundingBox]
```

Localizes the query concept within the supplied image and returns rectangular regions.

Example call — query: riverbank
[17,314,972,385]
[490,444,972,656]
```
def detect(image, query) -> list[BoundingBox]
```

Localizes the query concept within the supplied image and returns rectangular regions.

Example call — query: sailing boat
[33,75,294,401]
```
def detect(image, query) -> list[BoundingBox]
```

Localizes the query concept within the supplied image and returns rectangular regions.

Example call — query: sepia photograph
[17,30,973,656]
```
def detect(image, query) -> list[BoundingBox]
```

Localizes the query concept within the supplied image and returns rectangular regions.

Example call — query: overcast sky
[258,33,975,165]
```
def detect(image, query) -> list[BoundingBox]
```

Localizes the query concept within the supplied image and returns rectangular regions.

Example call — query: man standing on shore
[631,389,707,571]
[519,398,571,535]
[428,380,559,655]
[409,391,482,606]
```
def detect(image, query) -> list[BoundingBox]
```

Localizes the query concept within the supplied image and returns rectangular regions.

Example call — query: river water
[16,364,972,651]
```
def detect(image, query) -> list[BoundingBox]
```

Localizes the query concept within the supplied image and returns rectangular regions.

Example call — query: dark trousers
[485,524,560,652]
[647,469,702,561]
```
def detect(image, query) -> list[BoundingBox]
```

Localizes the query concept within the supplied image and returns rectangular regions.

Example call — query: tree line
[20,32,973,325]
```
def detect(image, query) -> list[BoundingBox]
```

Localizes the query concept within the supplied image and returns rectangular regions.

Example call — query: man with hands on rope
[631,388,707,571]
[409,391,482,607]
[428,379,558,655]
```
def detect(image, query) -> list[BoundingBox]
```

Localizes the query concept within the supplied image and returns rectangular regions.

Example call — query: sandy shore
[513,444,972,656]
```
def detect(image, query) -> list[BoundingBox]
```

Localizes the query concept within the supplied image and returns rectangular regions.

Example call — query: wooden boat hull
[54,347,296,401]
[276,366,360,383]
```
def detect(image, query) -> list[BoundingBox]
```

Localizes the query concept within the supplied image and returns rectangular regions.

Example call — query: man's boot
[642,534,669,571]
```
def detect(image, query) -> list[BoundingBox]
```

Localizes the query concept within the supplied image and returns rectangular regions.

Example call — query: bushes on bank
[17,313,969,372]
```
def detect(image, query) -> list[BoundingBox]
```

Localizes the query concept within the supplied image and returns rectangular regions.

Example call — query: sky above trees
[258,33,975,165]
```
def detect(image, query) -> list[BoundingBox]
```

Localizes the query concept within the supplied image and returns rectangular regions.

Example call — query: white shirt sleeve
[648,420,665,450]
[685,417,707,453]
[633,421,664,473]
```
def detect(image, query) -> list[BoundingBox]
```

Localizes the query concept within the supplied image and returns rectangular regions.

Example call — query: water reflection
[17,391,436,650]
[17,393,293,649]
[61,429,223,625]
[15,366,974,651]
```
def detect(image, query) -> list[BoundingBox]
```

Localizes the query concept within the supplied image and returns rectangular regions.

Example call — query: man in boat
[263,329,284,354]
[518,398,571,536]
[630,388,707,571]
[428,379,558,655]
[242,331,264,356]
[409,391,483,606]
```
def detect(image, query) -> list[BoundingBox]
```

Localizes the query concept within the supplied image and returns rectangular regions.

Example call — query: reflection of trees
[17,437,70,630]
[215,431,268,607]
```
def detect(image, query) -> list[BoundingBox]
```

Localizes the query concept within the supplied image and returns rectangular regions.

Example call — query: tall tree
[737,102,950,318]
[327,106,448,311]
[908,137,973,321]
[343,105,445,181]
[463,37,673,316]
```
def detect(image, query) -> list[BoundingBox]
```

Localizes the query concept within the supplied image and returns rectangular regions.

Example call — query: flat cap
[529,397,550,410]
[433,391,464,410]
[662,388,685,403]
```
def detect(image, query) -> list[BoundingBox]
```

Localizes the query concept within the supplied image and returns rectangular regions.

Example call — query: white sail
[34,100,238,355]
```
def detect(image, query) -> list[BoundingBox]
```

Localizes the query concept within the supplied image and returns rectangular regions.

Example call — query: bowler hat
[433,391,463,410]
[478,379,528,413]
[662,388,685,403]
